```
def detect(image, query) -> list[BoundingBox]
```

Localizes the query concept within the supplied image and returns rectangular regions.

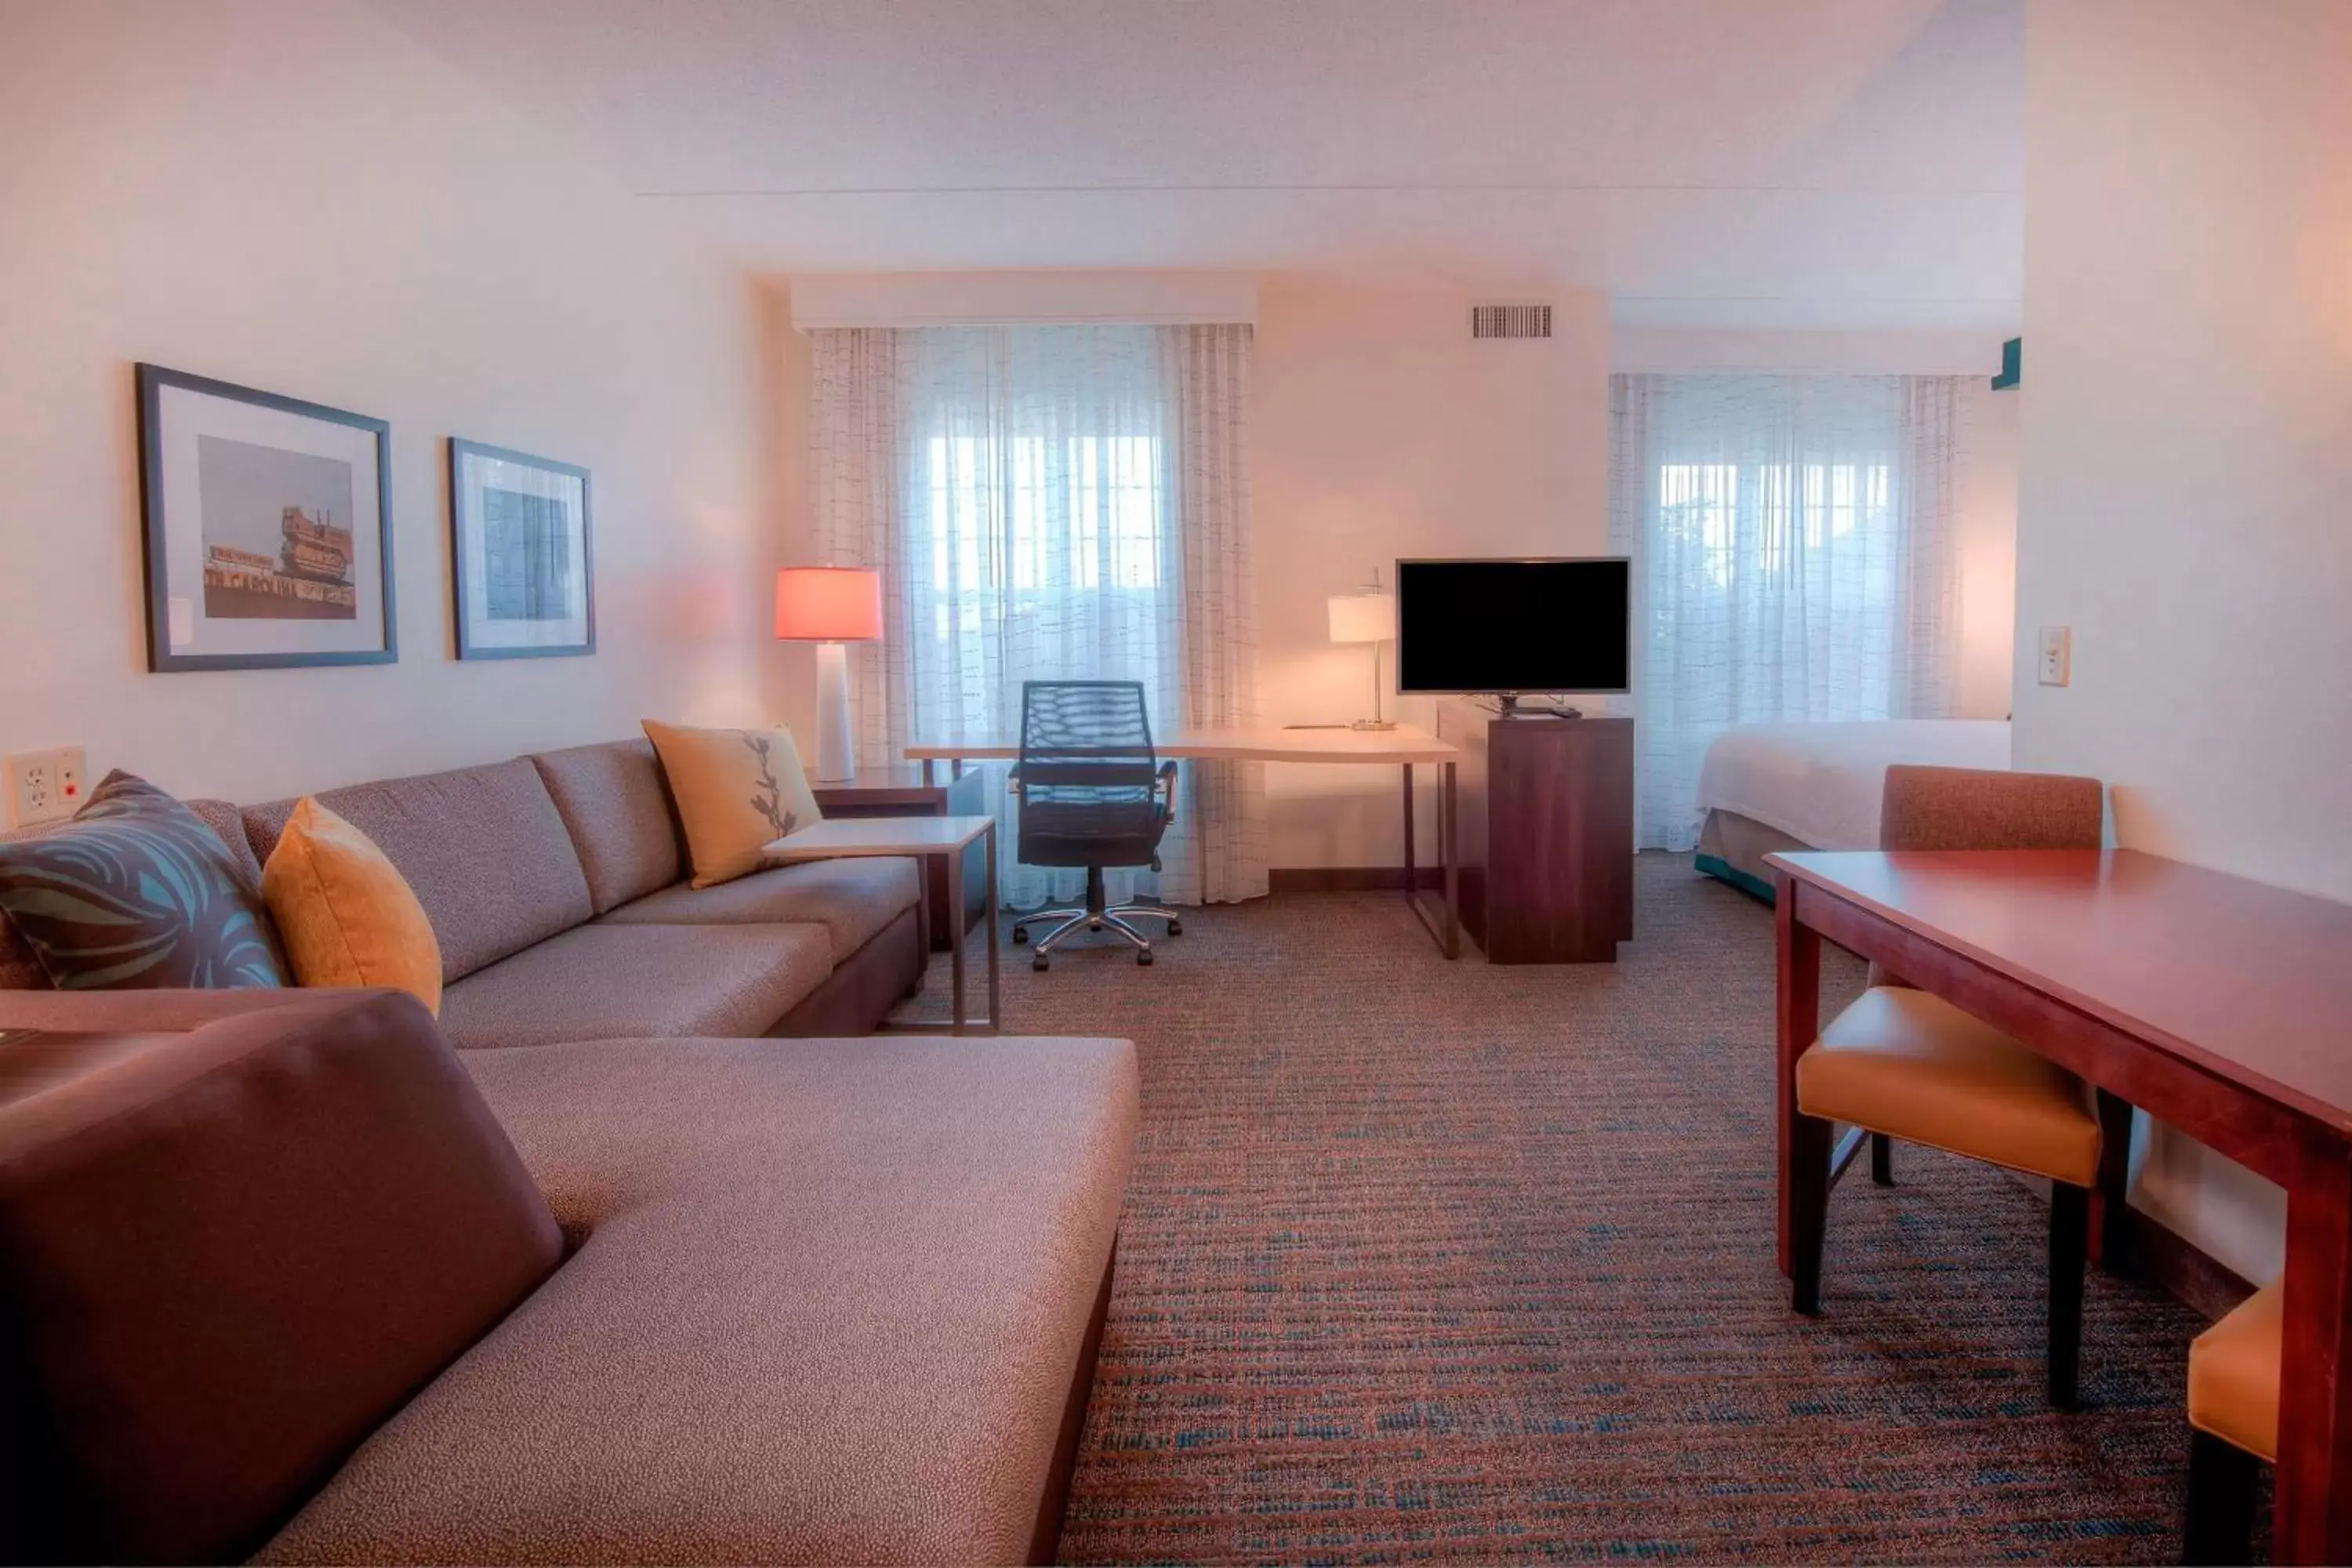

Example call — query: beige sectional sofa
[180,737,924,1047]
[0,739,1140,1563]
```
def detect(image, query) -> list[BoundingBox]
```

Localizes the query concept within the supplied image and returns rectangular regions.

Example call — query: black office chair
[1007,680,1182,969]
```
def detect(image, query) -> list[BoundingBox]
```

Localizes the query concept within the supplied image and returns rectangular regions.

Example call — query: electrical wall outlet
[4,746,87,829]
[2038,626,2071,687]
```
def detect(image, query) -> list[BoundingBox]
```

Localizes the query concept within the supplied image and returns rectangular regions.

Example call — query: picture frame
[447,439,595,661]
[135,363,397,672]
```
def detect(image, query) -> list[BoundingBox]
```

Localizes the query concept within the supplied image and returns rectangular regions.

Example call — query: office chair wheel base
[1167,918,1182,936]
[1011,926,1028,945]
[1136,948,1153,966]
[1033,954,1050,972]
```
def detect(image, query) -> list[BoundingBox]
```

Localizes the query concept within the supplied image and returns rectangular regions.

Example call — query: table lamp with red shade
[775,567,882,782]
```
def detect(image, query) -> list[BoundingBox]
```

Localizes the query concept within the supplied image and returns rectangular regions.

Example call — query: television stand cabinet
[1437,702,1634,963]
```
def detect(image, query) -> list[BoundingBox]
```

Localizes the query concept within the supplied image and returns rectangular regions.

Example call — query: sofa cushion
[260,1031,1139,1566]
[0,990,562,1565]
[0,772,289,991]
[599,856,920,956]
[245,759,593,985]
[528,739,684,914]
[0,985,333,1034]
[186,797,266,888]
[263,799,445,1014]
[436,923,832,1050]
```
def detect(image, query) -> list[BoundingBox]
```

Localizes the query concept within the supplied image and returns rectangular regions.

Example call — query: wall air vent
[1471,303,1552,341]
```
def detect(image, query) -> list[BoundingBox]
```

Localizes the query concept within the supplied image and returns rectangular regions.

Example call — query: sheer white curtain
[1610,373,1964,849]
[811,322,1266,908]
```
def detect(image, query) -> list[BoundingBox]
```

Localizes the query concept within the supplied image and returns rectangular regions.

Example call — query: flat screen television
[1395,557,1631,698]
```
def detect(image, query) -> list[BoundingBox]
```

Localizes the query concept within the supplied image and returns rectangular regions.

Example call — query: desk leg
[1401,764,1462,960]
[2275,1155,2352,1563]
[922,757,935,787]
[948,848,967,1036]
[1776,881,1822,1279]
[1402,763,1417,889]
[983,824,1000,1035]
[1442,760,1459,960]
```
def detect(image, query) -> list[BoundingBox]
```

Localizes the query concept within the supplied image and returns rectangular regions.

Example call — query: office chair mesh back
[1016,681,1168,869]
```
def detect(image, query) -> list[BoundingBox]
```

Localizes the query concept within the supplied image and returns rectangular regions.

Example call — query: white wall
[0,0,771,804]
[1952,380,2019,723]
[769,270,1615,862]
[2017,0,2352,1283]
[1254,278,1611,867]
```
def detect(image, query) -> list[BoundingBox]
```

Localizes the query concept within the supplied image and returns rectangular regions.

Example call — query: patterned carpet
[918,855,2222,1563]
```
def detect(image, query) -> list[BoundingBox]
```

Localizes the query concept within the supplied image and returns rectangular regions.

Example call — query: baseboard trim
[2125,1207,2259,1322]
[1269,866,1443,893]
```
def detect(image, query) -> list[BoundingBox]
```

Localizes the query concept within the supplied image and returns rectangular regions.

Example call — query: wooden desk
[1770,848,2352,1563]
[906,725,1464,957]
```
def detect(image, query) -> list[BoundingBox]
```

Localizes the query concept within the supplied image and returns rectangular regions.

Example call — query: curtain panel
[1609,373,1965,850]
[810,322,1267,907]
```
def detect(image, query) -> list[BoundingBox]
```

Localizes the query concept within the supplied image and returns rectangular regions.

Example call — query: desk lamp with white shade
[775,566,883,782]
[1327,575,1399,731]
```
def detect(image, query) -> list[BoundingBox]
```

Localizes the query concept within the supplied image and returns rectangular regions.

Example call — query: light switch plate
[52,746,85,814]
[2038,626,2071,687]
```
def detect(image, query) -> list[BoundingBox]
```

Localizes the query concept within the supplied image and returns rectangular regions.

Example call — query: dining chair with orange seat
[1786,763,2130,1409]
[2182,1276,2280,1564]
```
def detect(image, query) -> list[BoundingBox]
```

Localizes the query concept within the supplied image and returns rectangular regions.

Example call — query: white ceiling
[361,0,2024,331]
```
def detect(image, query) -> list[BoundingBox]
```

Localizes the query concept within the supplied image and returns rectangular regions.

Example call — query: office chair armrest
[1156,760,1178,821]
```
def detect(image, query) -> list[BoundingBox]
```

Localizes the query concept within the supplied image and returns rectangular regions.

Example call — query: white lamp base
[812,640,856,782]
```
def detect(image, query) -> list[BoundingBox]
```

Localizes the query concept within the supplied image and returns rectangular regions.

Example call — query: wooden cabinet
[1438,702,1634,963]
[811,766,991,949]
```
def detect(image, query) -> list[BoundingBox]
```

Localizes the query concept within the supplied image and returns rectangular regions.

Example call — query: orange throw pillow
[260,797,443,1014]
[642,720,824,888]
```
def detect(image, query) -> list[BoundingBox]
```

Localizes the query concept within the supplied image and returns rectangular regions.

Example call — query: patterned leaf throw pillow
[0,771,289,990]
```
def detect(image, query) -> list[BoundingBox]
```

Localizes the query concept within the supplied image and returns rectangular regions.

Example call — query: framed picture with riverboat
[134,364,396,672]
[447,439,593,660]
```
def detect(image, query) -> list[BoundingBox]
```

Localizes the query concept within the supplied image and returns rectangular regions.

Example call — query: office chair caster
[1137,947,1153,966]
[1033,953,1049,972]
[1167,918,1182,936]
[1011,925,1029,945]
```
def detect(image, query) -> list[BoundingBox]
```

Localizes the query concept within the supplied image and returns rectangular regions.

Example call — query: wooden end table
[764,815,1000,1036]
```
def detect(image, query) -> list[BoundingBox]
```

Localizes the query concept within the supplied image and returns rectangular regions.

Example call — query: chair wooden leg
[2181,1428,2261,1566]
[1870,1132,1894,1186]
[2048,1182,2090,1408]
[1790,1109,1833,1316]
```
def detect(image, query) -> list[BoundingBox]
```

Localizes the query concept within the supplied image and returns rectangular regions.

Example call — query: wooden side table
[765,815,1000,1036]
[811,766,990,952]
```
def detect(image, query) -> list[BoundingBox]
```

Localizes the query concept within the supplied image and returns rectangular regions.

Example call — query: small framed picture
[136,364,397,672]
[448,439,594,660]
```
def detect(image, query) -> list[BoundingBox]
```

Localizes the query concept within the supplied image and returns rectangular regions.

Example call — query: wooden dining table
[1769,848,2352,1564]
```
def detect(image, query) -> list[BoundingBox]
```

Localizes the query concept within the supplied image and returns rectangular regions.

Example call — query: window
[924,434,1163,596]
[1611,374,1962,849]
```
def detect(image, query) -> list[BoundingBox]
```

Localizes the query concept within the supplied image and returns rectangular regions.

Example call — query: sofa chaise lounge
[0,985,1139,1564]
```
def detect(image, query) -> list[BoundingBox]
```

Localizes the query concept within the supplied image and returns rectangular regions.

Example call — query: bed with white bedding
[1693,720,2012,898]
